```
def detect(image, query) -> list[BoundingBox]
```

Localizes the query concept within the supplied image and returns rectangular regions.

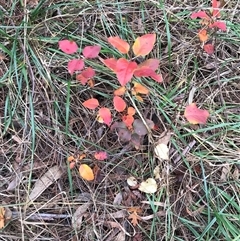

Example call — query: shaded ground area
[0,0,240,240]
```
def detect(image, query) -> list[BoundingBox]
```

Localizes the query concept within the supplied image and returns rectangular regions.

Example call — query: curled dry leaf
[79,164,94,181]
[72,203,91,229]
[138,178,157,194]
[154,143,169,160]
[28,165,63,202]
[127,176,138,187]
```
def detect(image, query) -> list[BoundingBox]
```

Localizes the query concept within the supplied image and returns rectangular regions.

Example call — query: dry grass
[0,0,240,240]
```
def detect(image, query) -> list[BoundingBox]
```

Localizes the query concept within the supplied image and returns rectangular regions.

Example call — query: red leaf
[82,67,95,79]
[209,21,226,31]
[98,107,112,126]
[116,58,138,86]
[212,0,221,17]
[68,59,84,75]
[82,98,99,110]
[76,73,88,85]
[138,59,160,71]
[122,114,134,128]
[190,11,209,19]
[134,66,163,83]
[82,45,101,58]
[203,44,214,54]
[113,96,127,112]
[184,103,209,124]
[132,34,156,57]
[59,40,78,54]
[99,57,118,72]
[94,151,108,161]
[108,36,130,54]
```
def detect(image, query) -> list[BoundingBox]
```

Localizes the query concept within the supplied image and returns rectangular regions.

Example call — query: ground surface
[0,0,240,241]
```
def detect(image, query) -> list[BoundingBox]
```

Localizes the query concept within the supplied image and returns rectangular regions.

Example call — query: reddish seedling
[191,0,226,54]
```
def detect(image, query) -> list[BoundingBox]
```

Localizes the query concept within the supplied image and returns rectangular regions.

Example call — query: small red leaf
[59,40,78,54]
[138,59,160,71]
[203,44,214,54]
[68,59,84,75]
[116,58,138,86]
[76,74,88,85]
[108,36,130,54]
[209,21,226,31]
[122,114,134,128]
[82,67,95,79]
[190,11,209,19]
[132,34,156,57]
[99,57,118,72]
[212,0,221,17]
[184,103,209,124]
[94,151,108,161]
[82,45,101,58]
[82,98,99,110]
[113,96,126,112]
[134,66,163,83]
[98,107,112,126]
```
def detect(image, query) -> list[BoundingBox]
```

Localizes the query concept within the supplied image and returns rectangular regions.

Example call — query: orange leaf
[67,156,75,162]
[99,57,117,72]
[127,107,136,116]
[0,206,5,229]
[184,103,210,124]
[132,82,149,95]
[116,58,138,86]
[198,29,208,42]
[132,34,156,57]
[113,96,126,112]
[127,207,142,226]
[108,36,130,54]
[97,107,112,126]
[138,58,160,71]
[122,114,134,128]
[114,86,126,96]
[79,164,94,181]
[82,98,99,110]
